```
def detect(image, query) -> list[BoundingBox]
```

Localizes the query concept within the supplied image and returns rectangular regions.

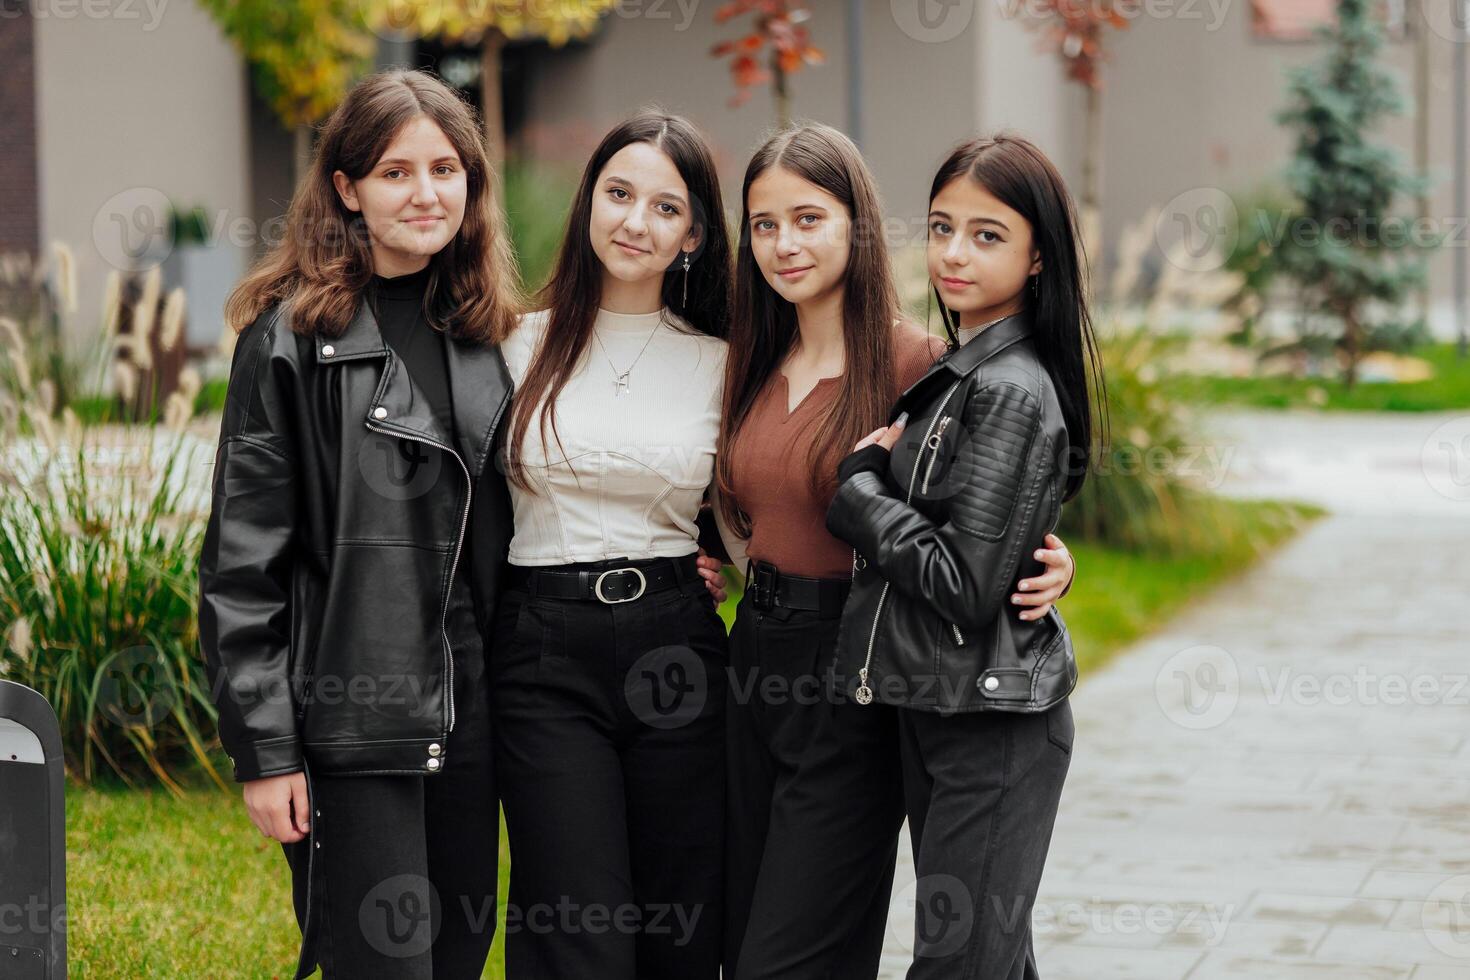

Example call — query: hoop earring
[681,251,691,307]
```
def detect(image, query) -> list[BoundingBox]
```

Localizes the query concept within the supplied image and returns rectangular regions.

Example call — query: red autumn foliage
[710,0,825,108]
[1024,0,1136,89]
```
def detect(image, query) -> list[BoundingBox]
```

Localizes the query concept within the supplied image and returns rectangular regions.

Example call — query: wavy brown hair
[715,123,902,536]
[223,69,524,344]
[504,110,733,492]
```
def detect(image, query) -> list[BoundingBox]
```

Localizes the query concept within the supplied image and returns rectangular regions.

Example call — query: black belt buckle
[749,561,778,610]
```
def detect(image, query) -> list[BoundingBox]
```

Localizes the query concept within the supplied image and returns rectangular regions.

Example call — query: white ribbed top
[499,306,728,566]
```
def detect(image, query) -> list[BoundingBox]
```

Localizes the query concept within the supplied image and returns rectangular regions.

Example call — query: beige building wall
[515,1,1081,314]
[976,3,1087,191]
[514,2,1052,235]
[33,0,252,344]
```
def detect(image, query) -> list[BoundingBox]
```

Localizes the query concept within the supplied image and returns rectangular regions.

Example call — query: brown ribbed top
[727,322,947,579]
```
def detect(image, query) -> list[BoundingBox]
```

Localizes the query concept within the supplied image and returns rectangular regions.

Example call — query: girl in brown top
[713,124,1076,979]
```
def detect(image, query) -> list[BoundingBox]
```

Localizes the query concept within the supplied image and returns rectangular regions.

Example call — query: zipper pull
[855,668,873,705]
[927,415,952,450]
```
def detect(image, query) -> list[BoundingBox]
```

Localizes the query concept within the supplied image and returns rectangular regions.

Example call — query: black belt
[744,559,851,617]
[508,555,698,604]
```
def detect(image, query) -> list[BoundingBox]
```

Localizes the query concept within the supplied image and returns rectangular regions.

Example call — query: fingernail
[1034,549,1044,558]
[894,412,909,427]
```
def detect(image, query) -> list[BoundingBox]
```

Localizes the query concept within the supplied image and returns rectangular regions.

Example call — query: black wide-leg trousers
[490,556,729,980]
[723,597,907,980]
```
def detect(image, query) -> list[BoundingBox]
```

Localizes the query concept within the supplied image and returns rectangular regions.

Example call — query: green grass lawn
[1162,342,1470,412]
[65,496,1318,977]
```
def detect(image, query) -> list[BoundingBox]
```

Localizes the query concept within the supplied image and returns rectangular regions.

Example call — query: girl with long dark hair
[714,124,1078,979]
[826,132,1103,979]
[489,110,736,979]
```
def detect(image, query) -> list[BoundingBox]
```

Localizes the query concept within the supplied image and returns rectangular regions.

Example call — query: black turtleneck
[369,264,455,442]
[368,264,486,696]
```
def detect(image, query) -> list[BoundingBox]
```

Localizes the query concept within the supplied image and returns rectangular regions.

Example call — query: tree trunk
[1409,0,1431,326]
[1341,302,1362,390]
[1080,83,1104,295]
[293,124,313,188]
[773,59,790,129]
[480,31,507,178]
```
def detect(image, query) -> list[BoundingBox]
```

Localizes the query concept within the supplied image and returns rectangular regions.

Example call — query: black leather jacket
[825,310,1077,714]
[197,299,513,781]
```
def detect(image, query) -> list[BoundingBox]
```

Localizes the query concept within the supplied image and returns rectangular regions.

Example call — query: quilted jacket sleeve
[825,381,1049,632]
[197,309,305,782]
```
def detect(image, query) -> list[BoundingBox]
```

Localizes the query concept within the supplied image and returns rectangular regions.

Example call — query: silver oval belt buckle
[594,567,648,604]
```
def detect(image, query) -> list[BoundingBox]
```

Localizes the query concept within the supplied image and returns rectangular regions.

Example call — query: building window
[1250,0,1409,41]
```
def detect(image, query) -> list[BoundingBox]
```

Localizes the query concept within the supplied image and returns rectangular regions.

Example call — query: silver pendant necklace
[593,311,664,396]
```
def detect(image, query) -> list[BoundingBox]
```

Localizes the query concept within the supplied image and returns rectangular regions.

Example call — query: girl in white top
[488,111,738,980]
[499,304,728,565]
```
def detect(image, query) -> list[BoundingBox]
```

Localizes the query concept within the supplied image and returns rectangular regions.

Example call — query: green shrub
[1,254,221,794]
[502,159,577,295]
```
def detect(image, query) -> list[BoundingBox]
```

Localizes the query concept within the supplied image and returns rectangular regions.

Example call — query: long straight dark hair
[928,133,1104,500]
[225,69,524,345]
[715,123,902,536]
[504,110,733,492]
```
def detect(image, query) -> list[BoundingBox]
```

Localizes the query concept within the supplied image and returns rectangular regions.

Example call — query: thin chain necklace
[592,310,664,396]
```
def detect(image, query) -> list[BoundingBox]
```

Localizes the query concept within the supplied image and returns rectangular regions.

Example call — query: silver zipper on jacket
[363,417,473,734]
[854,380,963,705]
[920,415,952,495]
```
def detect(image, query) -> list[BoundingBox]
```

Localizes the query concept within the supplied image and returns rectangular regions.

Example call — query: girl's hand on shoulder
[243,771,311,843]
[1011,532,1076,621]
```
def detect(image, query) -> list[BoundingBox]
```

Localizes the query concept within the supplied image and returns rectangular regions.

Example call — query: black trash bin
[0,680,66,978]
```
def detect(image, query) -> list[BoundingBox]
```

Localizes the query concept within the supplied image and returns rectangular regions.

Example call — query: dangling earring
[1030,274,1039,298]
[681,251,691,307]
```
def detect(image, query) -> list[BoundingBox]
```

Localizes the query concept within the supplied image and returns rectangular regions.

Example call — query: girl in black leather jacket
[826,133,1103,979]
[198,69,527,980]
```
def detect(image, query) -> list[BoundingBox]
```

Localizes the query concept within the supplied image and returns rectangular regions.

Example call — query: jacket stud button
[373,406,388,420]
[428,743,442,758]
[982,676,1000,691]
[426,758,441,771]
[322,344,335,357]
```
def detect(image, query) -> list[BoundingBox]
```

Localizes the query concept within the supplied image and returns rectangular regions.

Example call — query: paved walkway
[880,409,1470,978]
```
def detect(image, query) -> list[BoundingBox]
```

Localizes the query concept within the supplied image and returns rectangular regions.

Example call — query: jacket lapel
[316,300,510,478]
[889,311,1034,419]
[443,332,512,479]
